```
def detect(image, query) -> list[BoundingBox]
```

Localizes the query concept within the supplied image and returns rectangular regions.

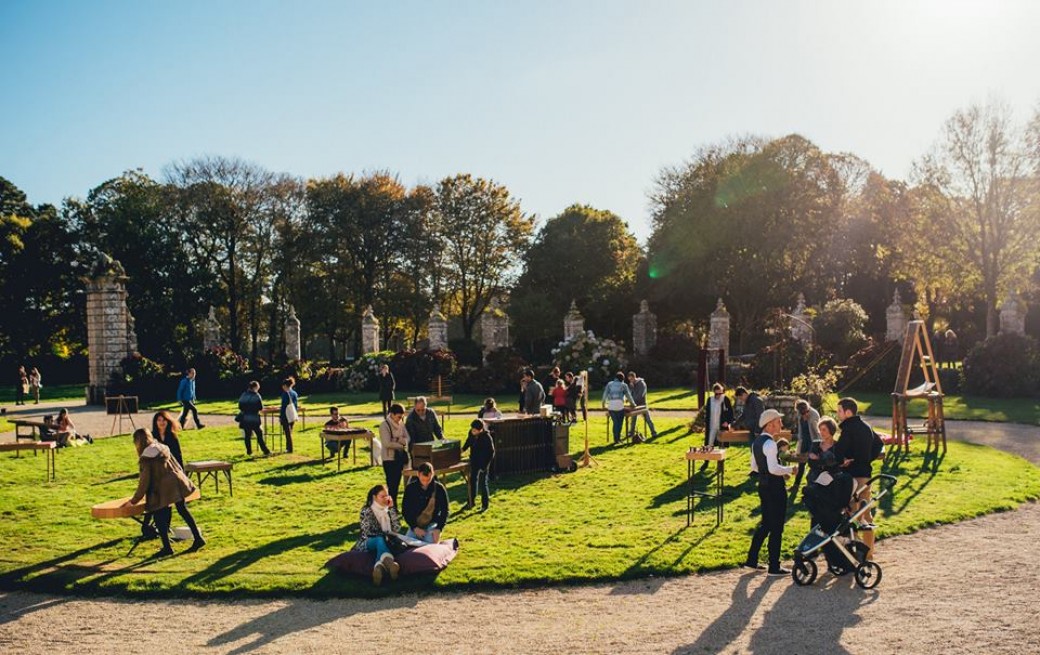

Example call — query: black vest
[753,433,784,487]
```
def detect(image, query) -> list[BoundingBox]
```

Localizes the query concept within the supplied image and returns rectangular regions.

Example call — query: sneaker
[197,423,206,429]
[767,567,791,576]
[154,547,174,558]
[386,559,400,581]
[372,562,385,586]
[741,562,765,571]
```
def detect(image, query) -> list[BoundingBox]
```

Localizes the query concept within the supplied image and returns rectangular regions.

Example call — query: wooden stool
[184,460,233,496]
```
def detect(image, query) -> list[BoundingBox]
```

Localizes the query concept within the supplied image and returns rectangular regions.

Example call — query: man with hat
[744,407,794,575]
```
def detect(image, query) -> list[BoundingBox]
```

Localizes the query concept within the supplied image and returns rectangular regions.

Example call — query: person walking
[377,364,395,416]
[462,419,495,512]
[28,367,41,404]
[744,408,794,576]
[176,368,204,430]
[237,380,270,456]
[602,371,635,445]
[15,366,28,406]
[279,377,299,454]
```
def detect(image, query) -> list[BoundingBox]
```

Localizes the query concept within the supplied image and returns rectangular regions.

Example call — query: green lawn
[0,383,86,405]
[1,415,1037,598]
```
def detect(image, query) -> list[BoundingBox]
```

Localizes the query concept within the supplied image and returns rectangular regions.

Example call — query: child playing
[461,419,496,512]
[550,379,569,420]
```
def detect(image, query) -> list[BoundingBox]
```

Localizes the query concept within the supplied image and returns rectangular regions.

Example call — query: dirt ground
[1,410,1038,654]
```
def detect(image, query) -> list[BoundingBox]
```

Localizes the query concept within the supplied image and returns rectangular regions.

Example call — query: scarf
[370,501,391,533]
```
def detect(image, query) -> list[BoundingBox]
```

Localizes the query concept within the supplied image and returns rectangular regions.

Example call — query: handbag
[384,532,422,556]
[285,402,298,423]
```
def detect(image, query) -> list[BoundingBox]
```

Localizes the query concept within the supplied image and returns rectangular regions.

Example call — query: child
[478,397,504,420]
[461,419,495,512]
[550,379,569,419]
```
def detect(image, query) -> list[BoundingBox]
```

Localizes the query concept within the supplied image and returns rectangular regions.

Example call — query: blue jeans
[629,411,657,438]
[406,527,437,544]
[366,535,390,560]
[609,410,625,443]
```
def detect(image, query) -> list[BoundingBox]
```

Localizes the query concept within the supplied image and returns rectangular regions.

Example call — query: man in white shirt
[743,408,794,575]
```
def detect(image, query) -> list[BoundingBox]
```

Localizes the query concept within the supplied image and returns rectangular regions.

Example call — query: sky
[2,0,1039,243]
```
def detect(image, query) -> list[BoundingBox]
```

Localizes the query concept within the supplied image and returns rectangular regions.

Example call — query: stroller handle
[866,473,897,492]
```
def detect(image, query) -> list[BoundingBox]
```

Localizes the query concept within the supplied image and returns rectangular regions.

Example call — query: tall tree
[510,204,640,357]
[912,100,1040,337]
[435,174,534,341]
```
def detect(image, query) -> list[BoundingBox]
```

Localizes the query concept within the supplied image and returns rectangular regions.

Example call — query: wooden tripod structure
[579,371,598,468]
[891,320,947,454]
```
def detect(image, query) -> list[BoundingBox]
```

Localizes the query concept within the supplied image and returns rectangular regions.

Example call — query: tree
[510,204,640,358]
[166,157,281,356]
[912,100,1040,337]
[435,174,534,341]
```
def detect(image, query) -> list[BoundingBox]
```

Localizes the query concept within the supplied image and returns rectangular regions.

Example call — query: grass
[0,414,1037,599]
[144,386,1040,425]
[0,383,86,406]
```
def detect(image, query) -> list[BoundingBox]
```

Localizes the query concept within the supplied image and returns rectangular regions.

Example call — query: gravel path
[1,413,1037,654]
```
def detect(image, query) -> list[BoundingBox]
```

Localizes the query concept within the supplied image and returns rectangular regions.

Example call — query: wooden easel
[107,395,138,436]
[579,371,598,468]
[891,320,946,454]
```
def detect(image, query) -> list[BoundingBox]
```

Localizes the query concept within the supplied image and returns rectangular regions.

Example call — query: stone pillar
[480,298,510,354]
[361,305,380,355]
[126,310,138,355]
[886,290,907,342]
[83,255,132,405]
[708,298,730,362]
[789,293,812,344]
[285,305,302,360]
[564,300,585,342]
[203,306,221,350]
[1000,292,1026,335]
[632,300,657,356]
[428,303,449,350]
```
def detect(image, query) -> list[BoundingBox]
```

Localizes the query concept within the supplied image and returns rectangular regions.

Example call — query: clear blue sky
[3,0,1038,242]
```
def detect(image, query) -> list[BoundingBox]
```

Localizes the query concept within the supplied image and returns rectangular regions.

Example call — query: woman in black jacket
[151,410,184,467]
[237,380,271,456]
[462,419,496,512]
[378,364,395,416]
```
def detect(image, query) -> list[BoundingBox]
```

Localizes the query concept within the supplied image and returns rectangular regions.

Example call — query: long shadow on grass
[0,538,125,596]
[176,526,357,590]
[880,450,945,517]
[671,574,782,654]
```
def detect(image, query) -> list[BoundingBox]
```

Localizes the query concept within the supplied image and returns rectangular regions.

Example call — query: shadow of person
[206,585,419,655]
[746,574,878,654]
[671,573,782,654]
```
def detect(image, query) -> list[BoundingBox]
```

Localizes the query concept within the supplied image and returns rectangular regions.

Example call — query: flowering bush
[552,330,627,387]
[347,351,396,392]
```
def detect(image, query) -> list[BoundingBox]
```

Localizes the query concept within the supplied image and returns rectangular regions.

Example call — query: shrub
[746,338,823,390]
[346,351,396,392]
[789,366,841,410]
[961,333,1040,397]
[628,356,696,388]
[110,353,176,404]
[390,348,458,391]
[552,330,627,387]
[842,340,901,393]
[448,338,484,367]
[815,299,869,360]
[454,348,528,396]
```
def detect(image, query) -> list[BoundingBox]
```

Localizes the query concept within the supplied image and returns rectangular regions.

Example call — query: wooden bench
[403,460,472,504]
[0,441,57,480]
[184,460,233,496]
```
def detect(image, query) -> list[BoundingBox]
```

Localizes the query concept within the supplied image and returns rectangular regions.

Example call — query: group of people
[233,375,299,456]
[519,367,587,421]
[39,407,92,447]
[601,370,658,444]
[743,396,882,576]
[13,366,42,405]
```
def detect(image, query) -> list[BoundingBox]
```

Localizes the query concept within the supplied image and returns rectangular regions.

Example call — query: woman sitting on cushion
[354,484,402,586]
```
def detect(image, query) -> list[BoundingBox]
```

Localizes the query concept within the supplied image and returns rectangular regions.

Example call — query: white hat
[759,408,783,429]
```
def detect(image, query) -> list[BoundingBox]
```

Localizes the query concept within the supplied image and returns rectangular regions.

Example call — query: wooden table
[0,441,57,480]
[403,460,472,504]
[184,460,233,496]
[91,488,201,554]
[686,448,726,526]
[260,407,284,453]
[321,429,375,469]
[10,418,48,443]
[603,406,649,444]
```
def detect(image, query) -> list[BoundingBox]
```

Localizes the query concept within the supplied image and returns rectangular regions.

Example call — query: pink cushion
[324,540,459,577]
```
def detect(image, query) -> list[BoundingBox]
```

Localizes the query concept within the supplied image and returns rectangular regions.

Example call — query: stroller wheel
[854,561,883,589]
[792,557,818,586]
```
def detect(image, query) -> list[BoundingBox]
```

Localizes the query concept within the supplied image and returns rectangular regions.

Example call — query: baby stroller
[792,473,897,589]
